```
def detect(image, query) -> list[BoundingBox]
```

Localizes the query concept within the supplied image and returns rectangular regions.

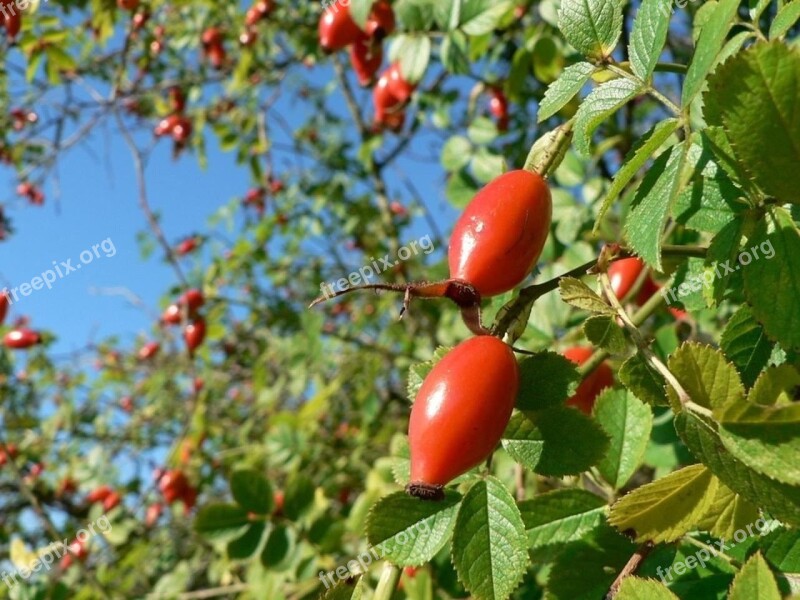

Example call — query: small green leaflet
[518,489,606,549]
[538,62,595,122]
[666,342,745,413]
[728,553,782,600]
[616,577,680,600]
[770,0,800,39]
[629,0,673,81]
[558,0,624,59]
[558,276,615,315]
[574,78,642,156]
[720,305,775,389]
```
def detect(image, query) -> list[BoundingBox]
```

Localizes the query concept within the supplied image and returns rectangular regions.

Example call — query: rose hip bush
[1,0,799,598]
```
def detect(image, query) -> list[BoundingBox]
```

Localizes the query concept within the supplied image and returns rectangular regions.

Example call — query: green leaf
[459,0,513,35]
[770,0,800,39]
[227,522,266,559]
[625,142,688,271]
[594,389,653,489]
[675,409,800,527]
[502,408,609,476]
[584,316,628,355]
[516,351,581,411]
[558,0,624,59]
[283,474,315,521]
[558,276,615,315]
[616,577,680,600]
[721,305,775,388]
[261,524,294,570]
[230,469,273,515]
[667,342,745,412]
[574,78,642,156]
[629,0,673,81]
[681,0,740,106]
[705,42,800,203]
[194,504,250,542]
[595,118,681,230]
[389,35,432,84]
[608,464,719,543]
[441,30,471,75]
[441,136,473,171]
[743,209,800,351]
[468,117,499,145]
[728,553,781,600]
[470,148,505,183]
[518,489,606,549]
[760,529,800,572]
[619,353,669,406]
[451,477,528,600]
[366,491,461,567]
[322,579,363,600]
[696,482,760,540]
[537,62,595,122]
[715,366,800,486]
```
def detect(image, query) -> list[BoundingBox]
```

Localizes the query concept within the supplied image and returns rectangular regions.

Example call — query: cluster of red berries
[318,1,416,132]
[242,176,285,214]
[156,468,198,510]
[16,181,44,206]
[154,86,192,150]
[161,288,207,356]
[10,108,37,131]
[2,297,42,350]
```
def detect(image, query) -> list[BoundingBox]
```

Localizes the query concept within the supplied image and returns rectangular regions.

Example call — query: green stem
[653,62,688,74]
[606,64,682,117]
[662,244,708,259]
[374,563,402,600]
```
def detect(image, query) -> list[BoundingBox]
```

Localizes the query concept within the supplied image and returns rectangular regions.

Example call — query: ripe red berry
[0,292,9,325]
[159,469,191,504]
[103,491,122,511]
[169,87,186,113]
[117,0,139,10]
[407,336,519,498]
[171,117,193,144]
[365,0,395,39]
[608,257,646,301]
[180,289,205,312]
[245,0,273,26]
[145,502,163,527]
[489,88,509,131]
[175,236,199,256]
[86,485,114,504]
[386,63,415,103]
[162,303,182,325]
[183,318,206,354]
[138,341,160,361]
[120,395,134,412]
[449,170,552,297]
[318,1,362,51]
[349,35,383,87]
[154,114,181,137]
[563,347,613,414]
[2,5,21,39]
[4,328,41,350]
[0,443,18,466]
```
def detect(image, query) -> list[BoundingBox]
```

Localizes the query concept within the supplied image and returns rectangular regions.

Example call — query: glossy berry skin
[608,257,645,301]
[489,88,509,131]
[318,2,362,51]
[117,0,139,10]
[448,170,552,297]
[181,289,205,312]
[1,3,21,39]
[145,502,163,527]
[365,1,395,39]
[408,336,519,491]
[385,63,415,103]
[86,485,113,504]
[184,318,206,354]
[350,36,383,86]
[4,328,40,350]
[103,491,122,511]
[138,341,160,361]
[563,347,613,414]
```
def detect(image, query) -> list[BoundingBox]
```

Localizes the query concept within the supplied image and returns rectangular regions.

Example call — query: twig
[606,541,655,598]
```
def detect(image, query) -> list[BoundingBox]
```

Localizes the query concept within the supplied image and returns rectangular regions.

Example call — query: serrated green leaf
[558,276,615,315]
[502,408,609,476]
[594,389,653,489]
[194,503,250,542]
[516,351,581,411]
[619,353,669,406]
[518,489,607,549]
[230,469,273,515]
[629,0,673,81]
[667,342,745,413]
[459,0,513,35]
[608,464,718,543]
[574,78,642,156]
[595,118,681,230]
[558,0,624,59]
[625,142,688,271]
[584,316,628,355]
[705,42,800,203]
[728,553,781,600]
[451,477,528,600]
[682,0,740,106]
[366,491,461,566]
[721,305,775,389]
[617,577,680,600]
[770,0,800,39]
[538,62,595,122]
[743,209,800,351]
[675,410,800,527]
[696,481,759,540]
[760,529,800,572]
